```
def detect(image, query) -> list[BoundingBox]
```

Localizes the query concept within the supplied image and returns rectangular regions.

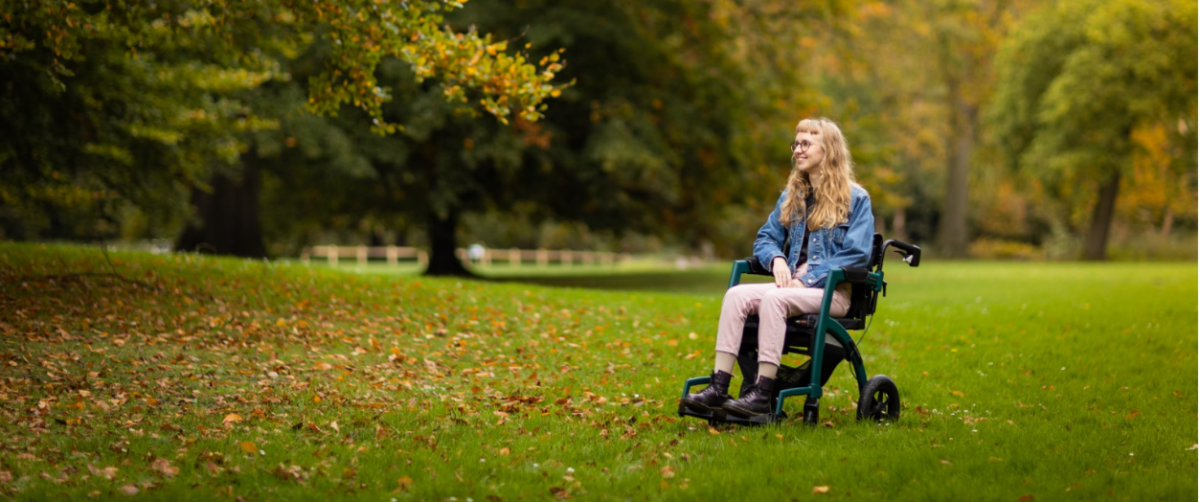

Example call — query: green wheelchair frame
[677,235,921,426]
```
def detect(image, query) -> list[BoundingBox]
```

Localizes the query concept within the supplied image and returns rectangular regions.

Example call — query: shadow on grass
[483,268,774,295]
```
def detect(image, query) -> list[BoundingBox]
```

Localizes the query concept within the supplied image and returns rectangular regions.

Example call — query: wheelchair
[678,234,921,426]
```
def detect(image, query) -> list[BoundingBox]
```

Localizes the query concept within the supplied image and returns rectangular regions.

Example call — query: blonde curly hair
[779,117,856,230]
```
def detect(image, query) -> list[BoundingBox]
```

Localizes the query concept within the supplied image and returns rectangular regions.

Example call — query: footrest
[678,400,787,426]
[677,401,724,424]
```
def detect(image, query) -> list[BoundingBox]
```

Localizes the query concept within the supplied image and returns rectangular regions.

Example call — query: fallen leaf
[940,460,952,465]
[1017,495,1034,502]
[223,413,242,426]
[499,448,510,456]
[812,485,830,494]
[398,476,414,491]
[240,441,257,454]
[150,458,178,477]
[313,362,333,371]
[660,465,675,478]
[87,464,118,480]
[0,471,11,483]
[118,485,139,496]
[330,421,340,433]
[273,464,304,481]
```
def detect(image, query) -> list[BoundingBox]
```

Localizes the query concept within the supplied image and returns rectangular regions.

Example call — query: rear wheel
[856,375,900,422]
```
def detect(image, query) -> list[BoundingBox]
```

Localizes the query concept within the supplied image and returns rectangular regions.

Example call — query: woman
[682,117,875,418]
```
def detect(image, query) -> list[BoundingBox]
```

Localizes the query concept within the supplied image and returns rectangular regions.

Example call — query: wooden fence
[301,246,630,268]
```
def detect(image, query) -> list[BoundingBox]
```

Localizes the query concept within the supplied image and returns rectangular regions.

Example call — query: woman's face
[791,130,825,173]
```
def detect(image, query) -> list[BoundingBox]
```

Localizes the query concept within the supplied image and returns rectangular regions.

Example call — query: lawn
[0,243,1196,501]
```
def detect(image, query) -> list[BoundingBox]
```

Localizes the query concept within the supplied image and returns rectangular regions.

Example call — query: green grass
[0,243,1195,501]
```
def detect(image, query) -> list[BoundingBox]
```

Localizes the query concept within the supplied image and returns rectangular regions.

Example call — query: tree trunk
[937,98,975,258]
[892,208,907,241]
[1160,205,1174,237]
[175,153,267,258]
[1083,170,1121,261]
[424,208,473,276]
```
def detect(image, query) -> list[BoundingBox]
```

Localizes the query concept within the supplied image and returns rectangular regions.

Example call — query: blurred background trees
[989,0,1197,260]
[2,0,1195,269]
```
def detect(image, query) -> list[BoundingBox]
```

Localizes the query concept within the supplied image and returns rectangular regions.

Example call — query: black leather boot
[721,375,777,417]
[681,370,733,412]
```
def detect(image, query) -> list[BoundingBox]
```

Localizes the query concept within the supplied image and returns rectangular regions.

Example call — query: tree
[809,0,1031,256]
[989,0,1198,260]
[252,0,804,275]
[0,0,564,248]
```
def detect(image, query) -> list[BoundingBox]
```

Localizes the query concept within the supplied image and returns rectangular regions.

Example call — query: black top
[797,195,814,264]
[799,226,810,263]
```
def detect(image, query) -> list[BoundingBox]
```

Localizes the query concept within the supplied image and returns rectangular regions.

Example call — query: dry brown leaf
[118,485,139,496]
[223,413,242,426]
[398,476,414,491]
[240,441,257,454]
[313,361,334,371]
[812,485,830,494]
[87,464,118,480]
[499,447,510,456]
[0,471,11,483]
[150,458,178,477]
[1017,495,1034,502]
[659,465,675,478]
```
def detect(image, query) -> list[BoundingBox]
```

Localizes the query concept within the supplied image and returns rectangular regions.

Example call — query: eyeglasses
[790,139,814,153]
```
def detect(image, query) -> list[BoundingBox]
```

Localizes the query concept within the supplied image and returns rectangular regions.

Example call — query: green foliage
[989,0,1198,194]
[0,0,564,239]
[1,244,1196,499]
[255,0,778,258]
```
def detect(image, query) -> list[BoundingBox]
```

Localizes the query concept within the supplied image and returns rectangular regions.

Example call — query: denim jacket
[753,184,875,288]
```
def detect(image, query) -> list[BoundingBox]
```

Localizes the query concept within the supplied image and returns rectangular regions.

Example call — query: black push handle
[882,239,921,267]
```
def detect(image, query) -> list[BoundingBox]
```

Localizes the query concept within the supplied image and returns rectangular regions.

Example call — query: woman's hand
[771,257,790,288]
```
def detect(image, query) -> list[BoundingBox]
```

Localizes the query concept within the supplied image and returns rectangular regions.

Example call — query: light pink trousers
[716,263,851,365]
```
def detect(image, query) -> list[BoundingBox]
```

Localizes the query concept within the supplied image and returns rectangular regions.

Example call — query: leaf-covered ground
[0,244,1195,501]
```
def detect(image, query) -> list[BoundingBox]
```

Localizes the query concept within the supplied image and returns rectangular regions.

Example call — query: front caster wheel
[803,397,820,425]
[856,375,901,422]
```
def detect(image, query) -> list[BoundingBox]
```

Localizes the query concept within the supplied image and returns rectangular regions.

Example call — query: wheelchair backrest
[845,233,885,321]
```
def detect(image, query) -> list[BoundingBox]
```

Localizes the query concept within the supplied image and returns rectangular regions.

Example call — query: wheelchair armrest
[841,266,872,283]
[744,256,772,276]
[728,257,773,288]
